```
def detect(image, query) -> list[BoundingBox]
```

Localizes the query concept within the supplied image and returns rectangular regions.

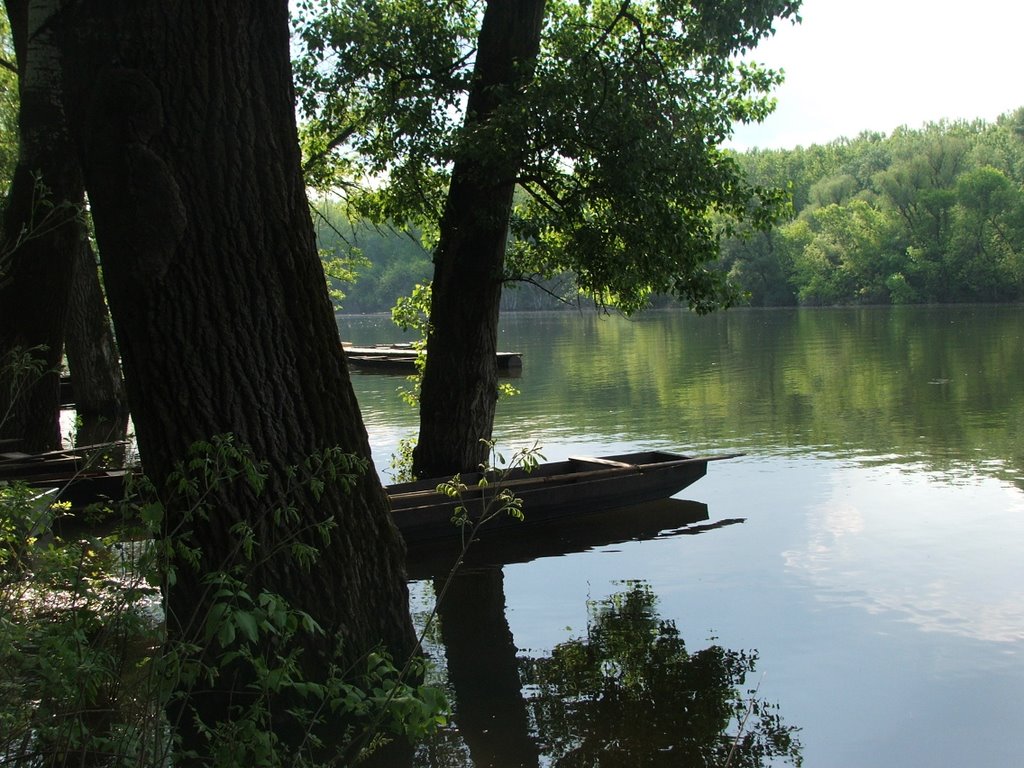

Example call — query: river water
[338,305,1024,767]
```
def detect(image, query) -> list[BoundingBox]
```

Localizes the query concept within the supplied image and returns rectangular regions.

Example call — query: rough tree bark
[0,0,84,451]
[65,237,127,419]
[66,237,129,450]
[412,0,546,478]
[57,0,416,749]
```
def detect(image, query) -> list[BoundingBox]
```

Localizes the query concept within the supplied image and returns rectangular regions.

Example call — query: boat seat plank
[569,456,636,469]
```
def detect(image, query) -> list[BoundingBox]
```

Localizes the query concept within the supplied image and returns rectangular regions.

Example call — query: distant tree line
[722,110,1024,306]
[311,200,434,314]
[313,200,595,314]
[321,110,1024,313]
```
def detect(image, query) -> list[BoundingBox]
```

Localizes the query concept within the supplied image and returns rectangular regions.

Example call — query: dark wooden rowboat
[22,470,131,510]
[388,451,738,543]
[13,450,737,545]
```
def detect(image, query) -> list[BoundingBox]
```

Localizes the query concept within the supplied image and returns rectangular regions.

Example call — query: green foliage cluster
[321,111,1024,313]
[296,0,801,316]
[0,483,166,766]
[1,346,47,425]
[435,441,543,537]
[311,199,432,313]
[311,203,580,314]
[0,11,17,196]
[0,436,447,767]
[722,112,1024,305]
[504,0,797,314]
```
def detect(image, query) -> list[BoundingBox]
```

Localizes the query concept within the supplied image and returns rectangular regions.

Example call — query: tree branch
[0,55,17,75]
[518,176,564,214]
[302,124,358,176]
[308,200,354,248]
[503,273,581,308]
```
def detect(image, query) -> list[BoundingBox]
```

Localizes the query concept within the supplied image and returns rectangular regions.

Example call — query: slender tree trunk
[413,0,546,478]
[64,237,127,417]
[58,0,415,751]
[0,0,84,451]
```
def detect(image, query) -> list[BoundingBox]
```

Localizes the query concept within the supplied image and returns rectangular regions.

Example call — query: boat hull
[388,451,724,543]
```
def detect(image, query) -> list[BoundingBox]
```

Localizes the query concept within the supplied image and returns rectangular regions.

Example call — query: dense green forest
[319,110,1024,313]
[724,111,1024,306]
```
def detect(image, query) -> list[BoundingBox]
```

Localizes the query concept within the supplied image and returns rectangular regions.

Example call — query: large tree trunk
[65,237,127,418]
[58,0,415,751]
[413,0,546,478]
[0,0,84,452]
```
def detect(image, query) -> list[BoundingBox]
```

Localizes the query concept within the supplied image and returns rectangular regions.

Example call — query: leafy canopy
[0,9,19,196]
[293,0,801,313]
[721,115,1024,306]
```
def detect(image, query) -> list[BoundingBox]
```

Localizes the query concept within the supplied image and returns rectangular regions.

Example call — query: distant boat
[343,343,523,374]
[25,469,131,511]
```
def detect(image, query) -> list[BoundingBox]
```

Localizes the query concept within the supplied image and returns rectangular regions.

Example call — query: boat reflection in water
[401,500,802,768]
[404,496,724,578]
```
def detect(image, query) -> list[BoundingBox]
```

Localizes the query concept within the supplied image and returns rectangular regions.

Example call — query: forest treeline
[319,110,1024,313]
[724,110,1024,306]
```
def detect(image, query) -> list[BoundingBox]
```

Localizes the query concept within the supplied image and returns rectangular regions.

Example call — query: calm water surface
[338,305,1024,767]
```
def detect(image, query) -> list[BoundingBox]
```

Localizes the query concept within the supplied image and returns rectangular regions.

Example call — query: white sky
[729,0,1023,150]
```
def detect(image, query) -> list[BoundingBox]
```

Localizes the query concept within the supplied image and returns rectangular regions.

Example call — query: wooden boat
[388,451,738,543]
[13,450,737,546]
[0,442,127,481]
[343,343,523,374]
[23,469,131,510]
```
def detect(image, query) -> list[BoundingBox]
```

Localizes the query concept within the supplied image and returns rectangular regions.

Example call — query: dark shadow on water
[433,568,539,768]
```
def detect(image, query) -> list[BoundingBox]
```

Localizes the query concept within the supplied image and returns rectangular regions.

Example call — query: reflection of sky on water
[496,454,1024,767]
[784,462,1024,645]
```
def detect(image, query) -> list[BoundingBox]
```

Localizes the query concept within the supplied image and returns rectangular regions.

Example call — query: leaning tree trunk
[0,0,85,452]
[412,0,546,478]
[58,0,416,752]
[65,237,127,420]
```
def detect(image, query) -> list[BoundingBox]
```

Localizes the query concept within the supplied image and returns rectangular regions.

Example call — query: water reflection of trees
[495,306,1024,486]
[521,582,802,768]
[343,307,1024,489]
[417,575,801,768]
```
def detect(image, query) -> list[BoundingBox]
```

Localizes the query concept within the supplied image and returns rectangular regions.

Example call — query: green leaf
[216,617,236,647]
[234,611,259,644]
